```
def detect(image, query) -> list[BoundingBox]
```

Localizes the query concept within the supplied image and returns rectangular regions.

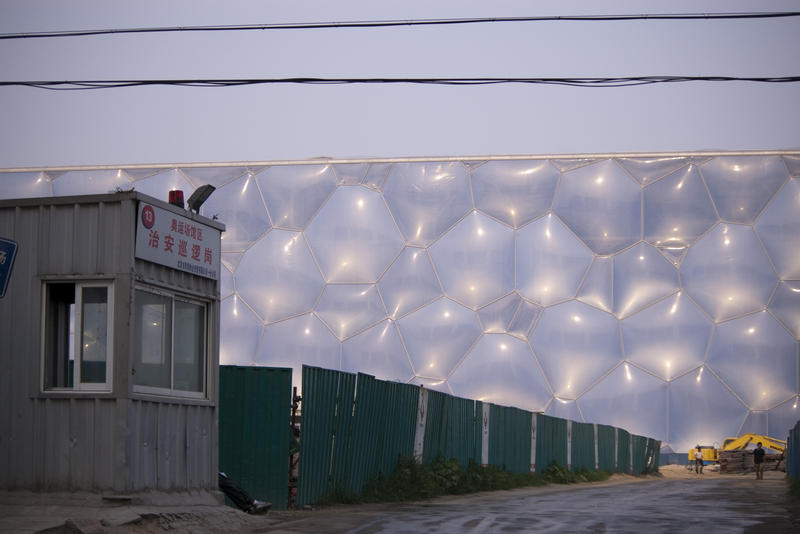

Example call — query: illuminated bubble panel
[3,153,798,452]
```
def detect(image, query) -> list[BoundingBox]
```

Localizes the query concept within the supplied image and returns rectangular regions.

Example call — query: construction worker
[753,442,766,480]
[693,446,704,474]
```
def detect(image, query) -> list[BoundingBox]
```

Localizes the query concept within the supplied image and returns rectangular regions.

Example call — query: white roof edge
[2,149,799,173]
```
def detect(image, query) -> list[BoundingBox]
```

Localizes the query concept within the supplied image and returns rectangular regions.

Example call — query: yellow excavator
[689,433,787,464]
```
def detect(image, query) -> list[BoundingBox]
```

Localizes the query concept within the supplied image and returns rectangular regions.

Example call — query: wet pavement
[261,471,799,533]
[2,469,798,533]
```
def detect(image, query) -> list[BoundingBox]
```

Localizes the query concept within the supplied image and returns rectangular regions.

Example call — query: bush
[320,456,608,505]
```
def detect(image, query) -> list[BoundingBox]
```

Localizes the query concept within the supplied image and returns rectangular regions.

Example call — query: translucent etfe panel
[234,229,324,323]
[333,163,368,185]
[0,171,51,198]
[622,292,712,380]
[219,261,234,299]
[363,163,393,190]
[740,411,768,437]
[449,334,551,412]
[546,398,582,422]
[517,214,594,306]
[553,159,642,255]
[681,224,777,322]
[549,158,595,172]
[256,313,341,392]
[341,320,414,382]
[315,284,387,341]
[784,155,800,176]
[616,156,690,185]
[508,300,541,340]
[755,178,800,279]
[579,364,667,443]
[219,295,261,366]
[769,397,800,440]
[613,243,678,318]
[256,164,337,230]
[701,155,788,224]
[409,376,452,394]
[378,247,441,319]
[397,297,482,379]
[530,300,622,399]
[643,164,717,251]
[478,293,521,333]
[305,186,405,283]
[707,312,797,410]
[201,173,270,252]
[470,159,559,228]
[52,169,132,196]
[770,281,800,340]
[132,168,194,201]
[669,370,747,454]
[383,162,472,246]
[576,257,612,313]
[181,166,248,188]
[429,212,515,309]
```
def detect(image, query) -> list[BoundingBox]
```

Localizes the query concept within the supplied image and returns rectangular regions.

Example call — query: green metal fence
[618,429,632,474]
[488,405,532,474]
[219,364,663,508]
[571,422,596,471]
[597,424,617,472]
[218,365,292,510]
[787,421,800,479]
[535,414,568,473]
[422,391,481,467]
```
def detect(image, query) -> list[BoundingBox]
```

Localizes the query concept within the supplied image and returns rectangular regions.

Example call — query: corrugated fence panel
[536,414,568,472]
[617,429,631,474]
[327,371,357,493]
[219,365,292,510]
[376,380,419,476]
[571,422,595,471]
[422,389,447,465]
[297,366,347,507]
[596,424,616,472]
[631,435,649,475]
[489,405,531,474]
[474,400,484,464]
[443,395,480,467]
[788,421,800,479]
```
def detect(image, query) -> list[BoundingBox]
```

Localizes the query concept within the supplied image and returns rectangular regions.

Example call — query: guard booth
[0,191,224,498]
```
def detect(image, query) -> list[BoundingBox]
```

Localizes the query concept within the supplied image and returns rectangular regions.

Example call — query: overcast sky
[1,0,798,168]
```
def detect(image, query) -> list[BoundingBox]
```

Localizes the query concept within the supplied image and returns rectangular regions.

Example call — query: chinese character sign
[135,202,221,280]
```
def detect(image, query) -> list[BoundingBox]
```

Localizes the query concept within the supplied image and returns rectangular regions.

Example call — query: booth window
[133,287,206,398]
[42,281,113,392]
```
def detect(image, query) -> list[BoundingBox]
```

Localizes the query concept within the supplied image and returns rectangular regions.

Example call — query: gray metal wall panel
[45,399,71,490]
[127,400,158,491]
[69,399,96,489]
[93,399,118,490]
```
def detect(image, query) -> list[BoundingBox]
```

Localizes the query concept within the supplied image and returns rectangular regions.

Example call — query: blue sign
[0,238,18,298]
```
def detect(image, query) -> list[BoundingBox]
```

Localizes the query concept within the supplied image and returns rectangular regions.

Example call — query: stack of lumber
[718,450,784,473]
[718,450,749,473]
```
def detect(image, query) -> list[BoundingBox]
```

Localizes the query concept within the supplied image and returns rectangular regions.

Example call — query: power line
[1,11,798,40]
[3,76,799,90]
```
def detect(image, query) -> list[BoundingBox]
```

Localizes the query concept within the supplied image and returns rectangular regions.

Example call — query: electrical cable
[3,76,799,90]
[1,11,798,40]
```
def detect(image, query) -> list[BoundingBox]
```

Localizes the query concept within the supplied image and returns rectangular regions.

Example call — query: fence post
[566,420,572,471]
[413,387,427,462]
[481,403,490,467]
[530,413,537,474]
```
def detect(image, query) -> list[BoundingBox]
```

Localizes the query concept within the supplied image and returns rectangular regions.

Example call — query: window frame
[40,280,115,393]
[132,285,209,399]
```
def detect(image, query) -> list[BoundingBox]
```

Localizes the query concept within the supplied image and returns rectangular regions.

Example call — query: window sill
[130,390,215,407]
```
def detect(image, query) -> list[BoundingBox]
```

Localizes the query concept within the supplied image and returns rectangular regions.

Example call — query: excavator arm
[720,433,786,453]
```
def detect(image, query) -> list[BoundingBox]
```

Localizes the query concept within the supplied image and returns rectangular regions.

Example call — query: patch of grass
[321,456,611,505]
